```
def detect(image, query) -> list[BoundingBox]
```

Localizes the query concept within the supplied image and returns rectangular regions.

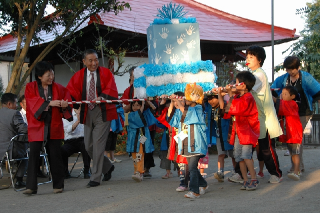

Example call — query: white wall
[51,56,148,94]
[113,57,148,94]
[0,61,10,89]
[54,62,81,87]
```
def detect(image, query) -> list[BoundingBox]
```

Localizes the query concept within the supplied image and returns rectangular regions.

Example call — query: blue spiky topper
[156,2,188,19]
[152,2,196,25]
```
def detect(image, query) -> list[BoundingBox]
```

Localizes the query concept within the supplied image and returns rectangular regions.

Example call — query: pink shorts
[198,152,209,169]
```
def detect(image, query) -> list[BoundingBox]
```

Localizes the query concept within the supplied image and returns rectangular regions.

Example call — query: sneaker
[199,185,209,195]
[143,171,152,178]
[228,173,244,183]
[184,191,200,199]
[113,158,122,163]
[214,172,224,182]
[240,181,250,190]
[132,172,143,182]
[257,171,264,179]
[176,186,188,192]
[201,173,207,179]
[268,175,283,183]
[162,172,173,179]
[246,180,259,191]
[247,172,251,178]
[284,150,290,156]
[287,172,300,181]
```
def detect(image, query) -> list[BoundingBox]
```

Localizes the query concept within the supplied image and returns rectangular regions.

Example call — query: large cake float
[133,2,217,98]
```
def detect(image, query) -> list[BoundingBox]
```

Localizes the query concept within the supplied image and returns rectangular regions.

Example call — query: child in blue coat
[174,83,208,199]
[126,99,157,182]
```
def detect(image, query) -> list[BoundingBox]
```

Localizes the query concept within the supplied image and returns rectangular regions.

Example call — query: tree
[0,75,4,98]
[56,22,146,76]
[0,0,130,94]
[284,0,320,80]
[216,56,247,86]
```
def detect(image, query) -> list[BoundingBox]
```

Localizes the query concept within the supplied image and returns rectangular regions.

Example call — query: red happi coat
[67,67,118,123]
[121,85,134,105]
[277,100,303,144]
[224,93,260,147]
[25,81,73,142]
[157,107,187,164]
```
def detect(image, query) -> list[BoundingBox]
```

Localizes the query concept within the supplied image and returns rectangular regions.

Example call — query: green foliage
[115,128,164,154]
[216,56,248,86]
[284,0,320,80]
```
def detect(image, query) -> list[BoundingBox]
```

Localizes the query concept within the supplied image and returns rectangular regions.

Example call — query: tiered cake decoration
[133,2,217,98]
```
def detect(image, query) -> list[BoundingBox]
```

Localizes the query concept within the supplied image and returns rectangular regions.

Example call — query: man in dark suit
[0,93,28,188]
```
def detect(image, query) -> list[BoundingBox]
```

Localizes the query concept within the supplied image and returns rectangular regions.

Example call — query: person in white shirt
[61,107,91,179]
[19,95,27,124]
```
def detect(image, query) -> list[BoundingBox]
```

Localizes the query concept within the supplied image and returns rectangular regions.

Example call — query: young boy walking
[274,86,303,180]
[219,71,260,190]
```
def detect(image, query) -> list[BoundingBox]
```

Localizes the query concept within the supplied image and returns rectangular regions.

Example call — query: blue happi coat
[176,105,207,156]
[110,105,125,133]
[126,108,157,153]
[169,108,182,128]
[271,71,320,111]
[156,121,169,151]
[204,102,233,151]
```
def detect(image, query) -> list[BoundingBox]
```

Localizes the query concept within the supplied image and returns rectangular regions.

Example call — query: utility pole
[271,0,275,83]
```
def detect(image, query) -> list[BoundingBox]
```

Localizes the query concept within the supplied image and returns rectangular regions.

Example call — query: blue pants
[186,155,207,194]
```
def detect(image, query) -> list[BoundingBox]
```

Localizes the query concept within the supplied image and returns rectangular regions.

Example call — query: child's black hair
[283,85,300,102]
[174,91,184,96]
[130,97,143,112]
[283,56,300,70]
[235,71,256,92]
[246,46,266,67]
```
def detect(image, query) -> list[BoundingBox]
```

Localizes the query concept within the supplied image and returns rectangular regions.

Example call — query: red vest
[224,93,260,147]
[278,100,303,144]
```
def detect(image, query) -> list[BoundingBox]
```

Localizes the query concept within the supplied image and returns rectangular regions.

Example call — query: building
[0,0,299,94]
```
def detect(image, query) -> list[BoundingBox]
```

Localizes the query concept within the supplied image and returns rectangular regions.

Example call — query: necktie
[88,72,95,110]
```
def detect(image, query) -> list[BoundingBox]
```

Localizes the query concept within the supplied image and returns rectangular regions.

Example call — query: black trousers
[61,137,91,173]
[26,140,64,190]
[144,130,156,169]
[258,132,282,177]
[12,141,29,178]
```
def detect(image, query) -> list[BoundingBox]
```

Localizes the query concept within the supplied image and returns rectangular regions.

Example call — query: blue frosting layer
[133,76,146,88]
[146,82,216,97]
[141,60,214,77]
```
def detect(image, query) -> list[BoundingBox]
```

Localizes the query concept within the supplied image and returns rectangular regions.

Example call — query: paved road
[1,147,320,213]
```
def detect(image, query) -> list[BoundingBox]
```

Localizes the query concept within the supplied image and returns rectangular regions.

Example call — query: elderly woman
[24,61,72,195]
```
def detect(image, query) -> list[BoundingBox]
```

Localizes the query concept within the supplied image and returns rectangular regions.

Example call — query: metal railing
[303,102,320,146]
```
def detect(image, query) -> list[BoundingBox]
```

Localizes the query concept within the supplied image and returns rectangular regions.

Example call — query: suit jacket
[0,107,28,159]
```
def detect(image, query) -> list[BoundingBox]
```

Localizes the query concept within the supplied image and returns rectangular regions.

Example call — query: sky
[195,0,311,81]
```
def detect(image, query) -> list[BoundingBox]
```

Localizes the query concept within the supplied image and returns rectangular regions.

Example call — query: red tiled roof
[0,0,298,54]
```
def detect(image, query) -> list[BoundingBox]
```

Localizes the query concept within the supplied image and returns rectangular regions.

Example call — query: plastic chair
[0,134,52,191]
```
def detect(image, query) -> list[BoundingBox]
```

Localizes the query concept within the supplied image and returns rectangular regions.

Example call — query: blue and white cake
[134,2,217,98]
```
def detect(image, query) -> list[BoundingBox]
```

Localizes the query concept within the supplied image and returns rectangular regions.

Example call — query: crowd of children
[116,45,314,199]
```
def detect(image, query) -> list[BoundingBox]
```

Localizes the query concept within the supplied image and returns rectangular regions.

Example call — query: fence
[303,102,320,146]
